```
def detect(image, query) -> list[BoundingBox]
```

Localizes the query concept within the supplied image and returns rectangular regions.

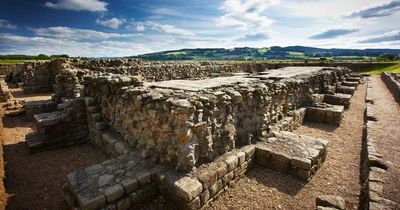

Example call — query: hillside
[135,46,400,61]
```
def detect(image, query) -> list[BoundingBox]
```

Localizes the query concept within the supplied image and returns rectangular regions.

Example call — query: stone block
[174,176,203,202]
[121,177,139,194]
[77,191,106,210]
[209,179,223,197]
[316,195,346,210]
[196,168,218,189]
[104,184,125,203]
[240,145,256,160]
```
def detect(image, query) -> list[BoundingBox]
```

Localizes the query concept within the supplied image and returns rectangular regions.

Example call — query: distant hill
[134,46,400,61]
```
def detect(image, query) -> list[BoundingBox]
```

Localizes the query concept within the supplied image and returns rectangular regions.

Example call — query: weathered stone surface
[77,191,106,210]
[257,131,327,180]
[174,176,203,202]
[316,195,346,210]
[104,184,125,203]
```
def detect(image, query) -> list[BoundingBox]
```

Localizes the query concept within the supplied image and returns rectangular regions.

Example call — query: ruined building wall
[83,67,350,170]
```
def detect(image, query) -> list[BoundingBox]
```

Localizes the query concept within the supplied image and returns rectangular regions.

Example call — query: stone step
[342,81,358,87]
[346,76,361,82]
[102,130,130,156]
[305,103,344,125]
[25,132,44,150]
[323,93,352,109]
[256,131,328,181]
[336,86,355,95]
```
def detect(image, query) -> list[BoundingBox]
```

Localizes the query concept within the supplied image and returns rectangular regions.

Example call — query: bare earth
[210,82,366,210]
[368,75,400,204]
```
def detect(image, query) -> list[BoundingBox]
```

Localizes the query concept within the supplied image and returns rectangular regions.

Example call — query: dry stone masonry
[9,58,364,210]
[381,72,400,103]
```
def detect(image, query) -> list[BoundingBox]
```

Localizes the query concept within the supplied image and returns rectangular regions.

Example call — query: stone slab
[253,67,326,80]
[256,131,328,180]
[144,76,258,91]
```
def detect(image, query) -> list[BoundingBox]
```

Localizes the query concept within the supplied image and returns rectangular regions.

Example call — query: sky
[0,0,399,57]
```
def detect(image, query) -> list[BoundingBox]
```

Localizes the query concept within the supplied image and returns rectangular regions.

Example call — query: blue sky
[0,0,399,57]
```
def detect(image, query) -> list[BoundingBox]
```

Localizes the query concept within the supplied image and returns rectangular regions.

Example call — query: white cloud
[130,21,195,36]
[0,19,17,29]
[359,30,400,43]
[31,26,132,40]
[215,0,279,32]
[96,17,126,29]
[0,33,151,57]
[44,0,108,12]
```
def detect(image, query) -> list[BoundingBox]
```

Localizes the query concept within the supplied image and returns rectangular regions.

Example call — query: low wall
[381,72,400,103]
[0,64,24,78]
[361,78,395,210]
[83,67,350,170]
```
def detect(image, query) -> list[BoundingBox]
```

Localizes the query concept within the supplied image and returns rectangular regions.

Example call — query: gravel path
[211,82,366,210]
[368,75,400,204]
[2,115,108,210]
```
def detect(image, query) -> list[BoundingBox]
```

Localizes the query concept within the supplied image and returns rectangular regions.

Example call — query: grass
[164,51,187,56]
[288,51,304,56]
[258,48,268,54]
[0,60,27,64]
[355,62,400,75]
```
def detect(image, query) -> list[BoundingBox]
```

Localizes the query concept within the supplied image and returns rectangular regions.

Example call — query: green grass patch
[258,48,268,54]
[0,59,27,64]
[288,51,304,56]
[356,62,400,75]
[164,51,187,56]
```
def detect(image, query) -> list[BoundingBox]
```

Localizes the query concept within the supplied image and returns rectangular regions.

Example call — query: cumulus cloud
[130,21,195,36]
[359,30,400,43]
[215,0,279,32]
[309,29,359,39]
[31,27,133,41]
[237,33,270,41]
[346,0,400,18]
[96,17,126,29]
[0,33,150,57]
[0,19,17,29]
[44,0,108,12]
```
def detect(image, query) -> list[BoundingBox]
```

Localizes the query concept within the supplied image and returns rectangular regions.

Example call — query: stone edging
[361,77,397,210]
[381,72,400,103]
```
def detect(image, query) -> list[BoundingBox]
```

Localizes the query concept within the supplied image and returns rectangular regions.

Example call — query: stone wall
[381,72,400,103]
[0,76,12,102]
[83,67,350,170]
[25,98,89,151]
[0,63,24,78]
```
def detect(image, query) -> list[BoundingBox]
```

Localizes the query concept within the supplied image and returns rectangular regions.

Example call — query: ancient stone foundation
[14,60,364,210]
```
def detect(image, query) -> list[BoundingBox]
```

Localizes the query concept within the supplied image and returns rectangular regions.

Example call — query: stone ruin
[1,58,363,210]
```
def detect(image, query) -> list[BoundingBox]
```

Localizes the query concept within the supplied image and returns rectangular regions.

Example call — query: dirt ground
[210,82,367,210]
[368,75,400,204]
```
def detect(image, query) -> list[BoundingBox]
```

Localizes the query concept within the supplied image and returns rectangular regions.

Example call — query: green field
[356,62,400,75]
[258,48,268,54]
[164,51,187,56]
[0,59,28,64]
